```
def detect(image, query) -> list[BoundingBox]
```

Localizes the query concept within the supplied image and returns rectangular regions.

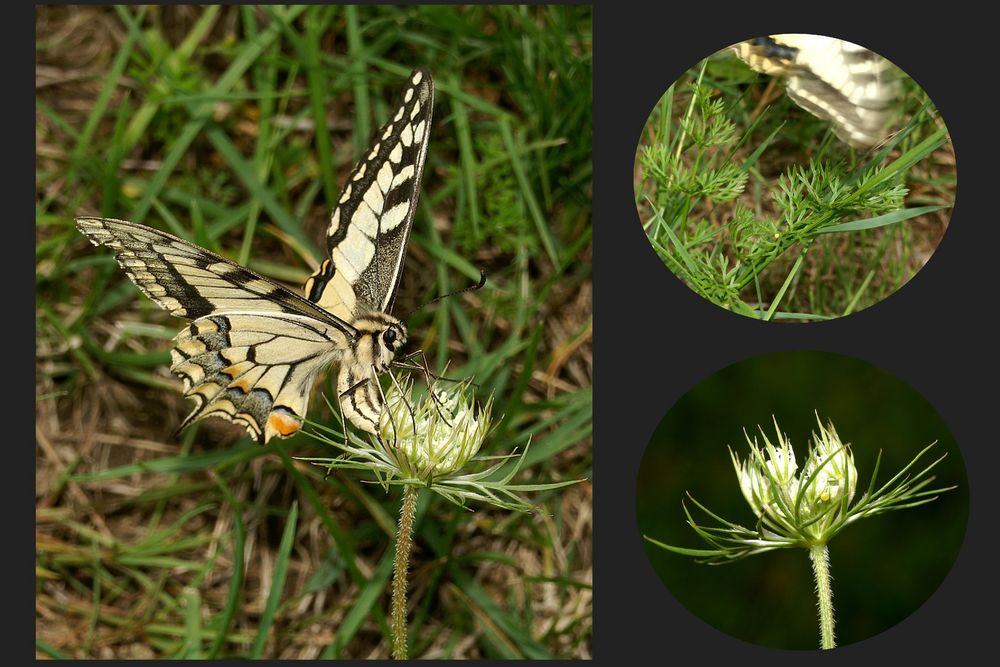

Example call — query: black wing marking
[77,217,357,337]
[171,313,347,443]
[77,216,358,443]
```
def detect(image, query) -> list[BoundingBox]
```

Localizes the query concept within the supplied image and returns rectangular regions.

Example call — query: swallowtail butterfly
[77,69,433,444]
[733,34,900,148]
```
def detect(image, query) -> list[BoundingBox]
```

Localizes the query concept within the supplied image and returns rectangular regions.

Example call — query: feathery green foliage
[635,48,955,321]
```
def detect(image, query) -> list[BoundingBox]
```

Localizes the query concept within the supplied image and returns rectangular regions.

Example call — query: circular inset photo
[635,351,968,649]
[634,34,955,322]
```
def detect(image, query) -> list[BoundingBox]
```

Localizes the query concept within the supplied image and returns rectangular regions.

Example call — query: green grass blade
[250,501,299,658]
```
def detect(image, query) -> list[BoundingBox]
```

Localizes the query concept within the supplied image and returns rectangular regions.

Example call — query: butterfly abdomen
[336,312,407,434]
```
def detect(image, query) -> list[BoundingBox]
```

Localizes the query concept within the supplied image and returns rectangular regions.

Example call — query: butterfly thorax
[351,311,407,372]
[337,311,407,434]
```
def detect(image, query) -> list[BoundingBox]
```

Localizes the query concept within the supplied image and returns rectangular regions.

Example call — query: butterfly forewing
[304,69,433,320]
[76,217,356,331]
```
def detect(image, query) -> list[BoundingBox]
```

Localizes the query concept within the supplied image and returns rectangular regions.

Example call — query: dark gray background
[20,3,998,663]
[595,5,993,661]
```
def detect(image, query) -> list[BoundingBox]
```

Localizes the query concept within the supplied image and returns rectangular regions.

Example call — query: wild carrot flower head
[304,374,579,512]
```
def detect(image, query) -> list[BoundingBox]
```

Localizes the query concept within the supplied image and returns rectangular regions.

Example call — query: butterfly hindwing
[733,35,899,148]
[172,313,347,443]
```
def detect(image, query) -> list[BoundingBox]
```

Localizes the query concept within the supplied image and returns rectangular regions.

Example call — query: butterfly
[732,34,901,148]
[77,68,433,444]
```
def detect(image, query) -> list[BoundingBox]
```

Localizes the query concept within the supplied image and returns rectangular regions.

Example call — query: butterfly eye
[383,329,397,345]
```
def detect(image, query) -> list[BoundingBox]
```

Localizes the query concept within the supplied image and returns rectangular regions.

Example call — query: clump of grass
[635,48,955,321]
[36,5,592,659]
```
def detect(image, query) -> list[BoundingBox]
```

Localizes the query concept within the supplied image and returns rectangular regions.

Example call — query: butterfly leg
[393,349,480,392]
[403,349,459,428]
[393,349,449,384]
[385,370,428,451]
[323,388,350,481]
[380,371,412,450]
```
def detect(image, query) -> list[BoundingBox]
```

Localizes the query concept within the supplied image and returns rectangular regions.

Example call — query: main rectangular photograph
[36,5,592,659]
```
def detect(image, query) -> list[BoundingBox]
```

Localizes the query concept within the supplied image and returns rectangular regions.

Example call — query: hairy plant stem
[391,486,418,659]
[809,543,836,649]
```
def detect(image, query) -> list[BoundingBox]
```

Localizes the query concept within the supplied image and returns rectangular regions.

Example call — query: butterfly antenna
[405,269,487,319]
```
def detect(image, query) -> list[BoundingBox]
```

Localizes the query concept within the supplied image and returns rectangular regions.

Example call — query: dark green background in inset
[635,350,968,650]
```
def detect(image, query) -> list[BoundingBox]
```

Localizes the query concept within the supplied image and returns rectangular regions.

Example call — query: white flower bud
[379,378,492,478]
[736,423,798,521]
[802,418,857,512]
[734,416,857,541]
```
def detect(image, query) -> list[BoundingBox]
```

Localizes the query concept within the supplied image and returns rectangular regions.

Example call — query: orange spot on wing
[230,377,254,392]
[268,411,301,437]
